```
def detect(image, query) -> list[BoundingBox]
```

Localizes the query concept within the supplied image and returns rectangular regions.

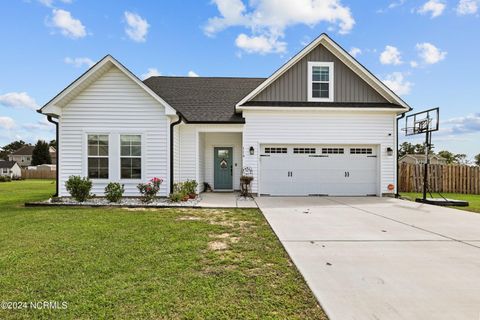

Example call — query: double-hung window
[87,134,109,179]
[120,135,142,179]
[308,61,334,102]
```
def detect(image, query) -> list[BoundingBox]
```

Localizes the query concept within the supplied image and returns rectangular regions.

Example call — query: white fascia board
[237,106,406,113]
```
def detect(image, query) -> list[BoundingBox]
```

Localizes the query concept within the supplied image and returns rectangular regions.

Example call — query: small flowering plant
[137,177,163,203]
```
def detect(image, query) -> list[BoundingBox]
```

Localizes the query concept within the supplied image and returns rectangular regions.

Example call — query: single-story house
[399,154,447,165]
[38,33,411,197]
[0,161,21,178]
[8,145,57,167]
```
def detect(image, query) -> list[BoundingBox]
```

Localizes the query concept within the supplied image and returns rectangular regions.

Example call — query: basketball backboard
[404,108,439,136]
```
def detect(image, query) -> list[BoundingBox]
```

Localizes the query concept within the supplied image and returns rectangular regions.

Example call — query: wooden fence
[21,169,56,179]
[399,163,480,194]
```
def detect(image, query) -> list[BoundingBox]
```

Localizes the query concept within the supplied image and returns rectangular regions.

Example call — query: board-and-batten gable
[252,42,388,103]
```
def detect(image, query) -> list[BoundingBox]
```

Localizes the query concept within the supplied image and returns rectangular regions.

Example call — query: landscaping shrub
[65,176,92,202]
[137,177,162,203]
[168,192,183,202]
[104,182,124,203]
[0,176,12,182]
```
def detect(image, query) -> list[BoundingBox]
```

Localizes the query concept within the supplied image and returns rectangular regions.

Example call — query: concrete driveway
[256,196,480,320]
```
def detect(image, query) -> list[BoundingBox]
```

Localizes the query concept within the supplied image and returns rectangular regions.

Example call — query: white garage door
[259,145,378,196]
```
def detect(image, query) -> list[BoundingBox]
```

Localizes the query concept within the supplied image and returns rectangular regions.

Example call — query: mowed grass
[401,192,480,214]
[0,180,326,320]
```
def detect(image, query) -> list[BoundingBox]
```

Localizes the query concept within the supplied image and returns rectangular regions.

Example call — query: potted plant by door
[240,167,254,198]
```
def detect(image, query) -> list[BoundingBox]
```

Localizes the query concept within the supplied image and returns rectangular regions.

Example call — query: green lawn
[0,180,326,320]
[401,192,480,214]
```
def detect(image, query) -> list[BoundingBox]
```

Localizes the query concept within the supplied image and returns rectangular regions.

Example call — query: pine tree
[31,140,52,165]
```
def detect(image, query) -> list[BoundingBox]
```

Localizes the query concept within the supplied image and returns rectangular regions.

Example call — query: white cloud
[349,47,361,57]
[188,70,199,77]
[0,92,38,110]
[205,0,355,54]
[124,11,149,42]
[64,57,94,68]
[235,33,286,54]
[38,0,72,7]
[23,118,54,131]
[416,42,447,64]
[380,45,402,65]
[417,0,446,18]
[456,0,479,15]
[382,72,412,95]
[410,61,419,68]
[141,68,161,80]
[443,113,480,134]
[0,117,15,130]
[49,9,86,39]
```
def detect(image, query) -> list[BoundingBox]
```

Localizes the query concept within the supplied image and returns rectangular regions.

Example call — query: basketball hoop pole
[422,131,431,201]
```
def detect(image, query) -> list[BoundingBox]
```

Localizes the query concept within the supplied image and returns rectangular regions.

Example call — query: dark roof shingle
[10,145,35,156]
[143,76,265,123]
[0,161,17,169]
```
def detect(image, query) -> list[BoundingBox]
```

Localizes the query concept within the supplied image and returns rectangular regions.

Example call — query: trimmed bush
[183,180,198,197]
[65,176,92,202]
[0,176,12,182]
[104,182,124,203]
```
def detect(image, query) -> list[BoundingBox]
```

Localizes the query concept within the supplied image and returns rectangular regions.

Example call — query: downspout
[46,115,59,197]
[169,112,182,194]
[395,112,407,198]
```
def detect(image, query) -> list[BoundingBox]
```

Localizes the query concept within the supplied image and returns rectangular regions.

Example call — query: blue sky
[0,0,479,159]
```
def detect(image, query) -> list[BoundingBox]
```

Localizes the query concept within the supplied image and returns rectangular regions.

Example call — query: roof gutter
[169,112,183,194]
[395,111,408,198]
[46,115,59,197]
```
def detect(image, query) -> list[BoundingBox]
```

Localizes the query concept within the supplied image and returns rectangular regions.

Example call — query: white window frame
[119,134,143,180]
[86,133,110,180]
[308,61,334,102]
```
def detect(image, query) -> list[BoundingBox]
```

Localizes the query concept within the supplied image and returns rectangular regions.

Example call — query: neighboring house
[0,161,21,178]
[8,146,56,167]
[38,33,410,197]
[399,154,447,165]
[27,164,57,171]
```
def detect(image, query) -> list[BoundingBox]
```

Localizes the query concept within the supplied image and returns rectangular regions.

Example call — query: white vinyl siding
[58,66,169,197]
[243,110,396,196]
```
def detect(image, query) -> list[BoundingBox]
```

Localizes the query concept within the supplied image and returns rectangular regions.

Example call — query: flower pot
[189,193,196,199]
[182,195,189,201]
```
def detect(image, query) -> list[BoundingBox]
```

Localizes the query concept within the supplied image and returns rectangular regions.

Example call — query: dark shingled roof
[241,101,404,108]
[10,145,35,156]
[0,161,17,169]
[143,76,265,123]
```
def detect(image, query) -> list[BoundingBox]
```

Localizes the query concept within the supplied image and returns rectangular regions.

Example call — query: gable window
[308,61,334,102]
[87,134,109,179]
[120,135,142,179]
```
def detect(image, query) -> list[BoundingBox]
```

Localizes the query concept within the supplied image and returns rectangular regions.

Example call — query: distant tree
[0,140,28,160]
[399,142,435,157]
[49,139,57,149]
[438,150,456,164]
[475,154,480,166]
[438,150,468,165]
[31,140,52,165]
[399,142,416,157]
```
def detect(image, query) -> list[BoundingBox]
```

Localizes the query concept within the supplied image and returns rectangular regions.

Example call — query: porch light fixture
[386,147,394,156]
[249,146,254,155]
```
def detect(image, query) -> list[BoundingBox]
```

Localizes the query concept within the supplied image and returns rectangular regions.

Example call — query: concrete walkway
[256,196,480,320]
[197,192,257,208]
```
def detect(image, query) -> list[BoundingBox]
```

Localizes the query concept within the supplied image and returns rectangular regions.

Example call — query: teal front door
[214,147,233,190]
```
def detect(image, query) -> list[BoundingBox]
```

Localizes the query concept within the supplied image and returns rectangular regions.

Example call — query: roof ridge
[144,76,266,80]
